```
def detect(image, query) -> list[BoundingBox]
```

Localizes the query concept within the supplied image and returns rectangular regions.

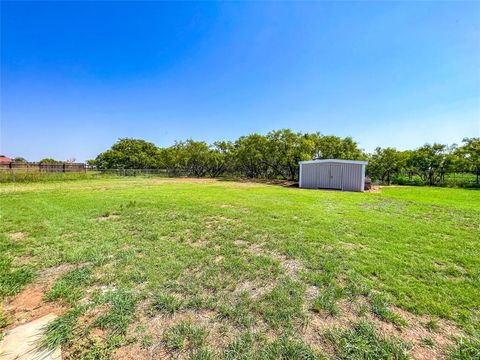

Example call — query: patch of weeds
[95,289,138,335]
[191,348,214,360]
[312,284,343,316]
[325,321,410,359]
[304,271,337,289]
[0,257,35,297]
[259,278,305,329]
[369,292,407,327]
[0,309,10,329]
[355,303,370,318]
[223,331,259,360]
[424,319,439,332]
[421,337,435,347]
[45,266,92,304]
[120,200,138,209]
[141,334,154,349]
[448,335,480,360]
[261,335,322,360]
[148,293,183,316]
[163,321,208,352]
[41,305,88,349]
[184,294,212,310]
[218,292,257,328]
[344,274,370,299]
[75,338,111,360]
[68,334,128,360]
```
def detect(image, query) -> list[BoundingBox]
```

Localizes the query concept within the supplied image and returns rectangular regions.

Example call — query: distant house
[0,156,13,164]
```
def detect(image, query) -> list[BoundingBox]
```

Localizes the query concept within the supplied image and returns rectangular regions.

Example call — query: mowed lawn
[1,178,479,359]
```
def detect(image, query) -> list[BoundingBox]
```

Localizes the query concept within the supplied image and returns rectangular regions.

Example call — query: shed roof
[0,156,12,164]
[299,159,368,165]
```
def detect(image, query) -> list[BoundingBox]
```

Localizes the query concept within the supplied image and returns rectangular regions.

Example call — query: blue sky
[1,1,479,161]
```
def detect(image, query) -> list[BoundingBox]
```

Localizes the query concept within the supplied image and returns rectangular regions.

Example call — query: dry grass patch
[371,306,464,360]
[303,294,465,360]
[340,242,368,251]
[233,280,276,300]
[139,309,239,359]
[97,213,120,221]
[245,243,307,280]
[7,232,27,241]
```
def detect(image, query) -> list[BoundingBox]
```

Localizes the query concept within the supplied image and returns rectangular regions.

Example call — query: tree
[94,138,161,169]
[263,129,315,180]
[312,135,364,160]
[367,147,405,184]
[233,134,269,178]
[206,141,234,178]
[183,140,211,177]
[410,144,449,186]
[456,137,480,184]
[39,158,61,164]
[159,141,187,176]
[13,157,27,163]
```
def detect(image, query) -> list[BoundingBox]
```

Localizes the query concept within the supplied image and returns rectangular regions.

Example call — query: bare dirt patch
[7,232,27,241]
[305,285,320,303]
[131,309,240,359]
[147,178,217,186]
[303,295,463,360]
[340,242,368,251]
[204,215,241,232]
[190,239,209,248]
[2,286,64,328]
[233,239,248,247]
[372,306,463,360]
[221,178,298,188]
[2,263,81,329]
[302,299,362,356]
[40,263,79,280]
[112,342,150,360]
[234,280,275,299]
[245,243,306,279]
[98,213,120,221]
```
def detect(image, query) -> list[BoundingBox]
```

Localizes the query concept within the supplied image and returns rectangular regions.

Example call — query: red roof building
[0,156,13,164]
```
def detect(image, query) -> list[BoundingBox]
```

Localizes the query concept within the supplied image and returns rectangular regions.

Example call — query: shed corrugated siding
[340,163,363,192]
[300,162,364,192]
[301,163,329,188]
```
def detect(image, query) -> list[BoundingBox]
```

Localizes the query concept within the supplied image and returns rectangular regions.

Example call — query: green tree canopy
[456,137,480,184]
[368,147,406,184]
[94,138,161,169]
[39,158,62,164]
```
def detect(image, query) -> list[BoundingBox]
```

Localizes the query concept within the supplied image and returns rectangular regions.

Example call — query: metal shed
[299,159,368,192]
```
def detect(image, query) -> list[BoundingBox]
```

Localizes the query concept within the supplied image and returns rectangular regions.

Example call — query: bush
[390,175,426,186]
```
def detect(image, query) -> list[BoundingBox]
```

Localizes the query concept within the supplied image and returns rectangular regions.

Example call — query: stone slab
[0,314,61,360]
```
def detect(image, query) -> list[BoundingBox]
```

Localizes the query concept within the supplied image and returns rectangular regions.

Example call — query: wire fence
[1,167,478,187]
[0,168,177,183]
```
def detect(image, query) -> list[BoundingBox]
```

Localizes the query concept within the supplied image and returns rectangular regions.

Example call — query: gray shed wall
[300,162,365,192]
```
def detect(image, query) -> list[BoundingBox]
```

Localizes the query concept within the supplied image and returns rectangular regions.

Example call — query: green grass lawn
[1,178,479,359]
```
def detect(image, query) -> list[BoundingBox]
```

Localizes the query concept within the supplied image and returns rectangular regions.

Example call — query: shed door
[316,164,330,188]
[329,165,343,190]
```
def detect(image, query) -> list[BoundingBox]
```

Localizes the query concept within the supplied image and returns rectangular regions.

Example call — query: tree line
[6,157,78,164]
[88,129,479,187]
